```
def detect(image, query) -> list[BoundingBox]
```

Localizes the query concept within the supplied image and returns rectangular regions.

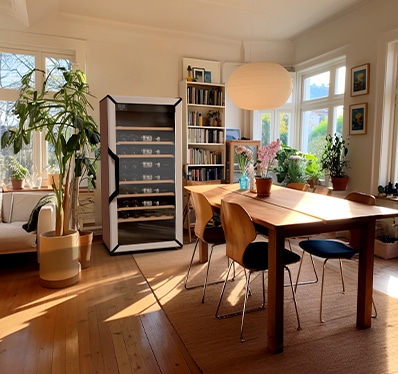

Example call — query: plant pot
[331,176,349,191]
[256,177,273,197]
[39,230,80,288]
[79,231,93,268]
[11,178,24,190]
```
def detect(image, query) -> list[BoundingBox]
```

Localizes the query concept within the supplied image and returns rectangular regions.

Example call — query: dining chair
[216,199,301,342]
[184,191,234,303]
[313,185,332,195]
[286,182,310,191]
[295,191,377,322]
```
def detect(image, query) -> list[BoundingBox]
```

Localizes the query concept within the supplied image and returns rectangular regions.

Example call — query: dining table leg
[356,219,376,328]
[266,228,286,354]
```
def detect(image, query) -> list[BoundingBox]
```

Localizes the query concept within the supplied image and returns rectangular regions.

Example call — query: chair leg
[320,258,328,323]
[338,259,346,294]
[294,252,319,292]
[372,297,377,318]
[285,266,302,331]
[240,271,252,342]
[185,241,228,303]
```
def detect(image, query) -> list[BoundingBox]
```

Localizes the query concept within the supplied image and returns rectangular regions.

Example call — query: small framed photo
[192,67,205,82]
[349,103,367,135]
[351,63,370,96]
[204,71,212,83]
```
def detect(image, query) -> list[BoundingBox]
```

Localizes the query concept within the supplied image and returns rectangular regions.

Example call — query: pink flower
[235,145,253,173]
[257,139,282,178]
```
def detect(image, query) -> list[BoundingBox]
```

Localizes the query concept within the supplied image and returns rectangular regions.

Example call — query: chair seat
[299,239,357,259]
[242,242,301,271]
[202,226,225,245]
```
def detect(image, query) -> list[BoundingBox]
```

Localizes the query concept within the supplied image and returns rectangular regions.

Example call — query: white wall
[293,0,398,194]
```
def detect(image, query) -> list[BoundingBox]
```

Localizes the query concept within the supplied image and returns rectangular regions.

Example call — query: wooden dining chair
[184,191,234,303]
[295,191,377,322]
[286,182,310,191]
[313,186,332,195]
[216,199,301,342]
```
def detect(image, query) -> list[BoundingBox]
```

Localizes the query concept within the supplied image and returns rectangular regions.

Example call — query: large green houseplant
[1,67,100,237]
[320,133,350,190]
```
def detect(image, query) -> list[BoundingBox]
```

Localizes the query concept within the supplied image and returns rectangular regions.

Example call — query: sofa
[0,188,56,255]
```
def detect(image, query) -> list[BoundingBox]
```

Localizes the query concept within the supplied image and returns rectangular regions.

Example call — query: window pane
[279,112,291,145]
[45,57,72,91]
[335,66,346,95]
[0,100,33,184]
[302,108,328,158]
[0,52,34,89]
[261,112,271,145]
[303,72,330,101]
[334,105,344,136]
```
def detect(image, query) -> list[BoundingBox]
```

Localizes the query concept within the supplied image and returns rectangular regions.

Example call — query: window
[298,60,346,159]
[0,48,73,185]
[252,72,295,147]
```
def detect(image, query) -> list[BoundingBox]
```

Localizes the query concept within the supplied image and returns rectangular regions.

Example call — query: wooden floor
[0,237,201,374]
[0,234,397,374]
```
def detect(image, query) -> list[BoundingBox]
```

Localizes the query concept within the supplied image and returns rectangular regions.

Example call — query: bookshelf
[179,80,226,182]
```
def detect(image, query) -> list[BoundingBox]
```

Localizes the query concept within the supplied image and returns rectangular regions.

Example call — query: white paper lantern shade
[227,62,292,110]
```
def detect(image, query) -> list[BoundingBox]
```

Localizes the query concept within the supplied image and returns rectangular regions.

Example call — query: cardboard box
[374,239,398,259]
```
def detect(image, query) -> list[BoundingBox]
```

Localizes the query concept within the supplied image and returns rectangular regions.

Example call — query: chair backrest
[220,199,257,267]
[313,186,332,196]
[287,183,310,191]
[190,191,215,240]
[344,191,376,248]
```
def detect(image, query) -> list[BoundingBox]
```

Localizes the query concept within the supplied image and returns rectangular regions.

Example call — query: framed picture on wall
[349,103,367,135]
[351,63,370,96]
[192,67,205,82]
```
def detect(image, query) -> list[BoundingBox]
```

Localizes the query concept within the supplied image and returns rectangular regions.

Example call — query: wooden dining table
[184,183,398,353]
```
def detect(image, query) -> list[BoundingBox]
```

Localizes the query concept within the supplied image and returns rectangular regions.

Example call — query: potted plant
[207,110,220,126]
[320,133,350,191]
[273,144,297,184]
[6,156,28,189]
[304,153,323,188]
[256,139,282,197]
[1,67,100,286]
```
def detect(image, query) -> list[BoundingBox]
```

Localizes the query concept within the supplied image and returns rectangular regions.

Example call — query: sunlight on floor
[387,275,398,298]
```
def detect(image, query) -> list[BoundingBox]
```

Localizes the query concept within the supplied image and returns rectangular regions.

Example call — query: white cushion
[0,221,36,253]
[11,192,51,222]
[2,193,13,223]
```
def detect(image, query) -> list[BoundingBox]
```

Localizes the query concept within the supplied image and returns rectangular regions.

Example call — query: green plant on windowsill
[320,133,350,178]
[7,156,28,180]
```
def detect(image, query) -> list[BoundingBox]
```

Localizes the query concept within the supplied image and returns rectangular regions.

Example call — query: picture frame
[351,63,370,96]
[204,71,211,83]
[226,128,241,140]
[192,67,205,82]
[349,103,367,135]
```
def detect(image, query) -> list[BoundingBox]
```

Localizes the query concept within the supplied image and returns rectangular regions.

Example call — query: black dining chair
[295,191,378,322]
[184,191,234,303]
[216,199,301,342]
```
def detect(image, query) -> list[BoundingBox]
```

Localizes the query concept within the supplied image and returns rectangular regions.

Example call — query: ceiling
[2,0,368,41]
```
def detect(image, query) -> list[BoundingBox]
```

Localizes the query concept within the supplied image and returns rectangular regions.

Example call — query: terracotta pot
[11,178,24,190]
[331,176,349,191]
[256,177,273,197]
[79,231,93,269]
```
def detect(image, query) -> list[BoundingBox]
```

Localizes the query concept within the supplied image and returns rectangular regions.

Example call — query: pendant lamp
[227,62,292,110]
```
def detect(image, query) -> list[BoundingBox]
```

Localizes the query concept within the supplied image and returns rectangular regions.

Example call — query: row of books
[187,87,224,106]
[188,128,224,144]
[187,167,223,181]
[188,148,222,165]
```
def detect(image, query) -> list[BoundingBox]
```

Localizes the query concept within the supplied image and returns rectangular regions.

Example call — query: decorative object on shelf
[192,67,205,82]
[187,65,193,82]
[351,63,370,96]
[6,156,28,189]
[349,102,367,135]
[227,62,292,110]
[320,133,350,191]
[204,71,211,83]
[207,110,221,126]
[255,139,281,197]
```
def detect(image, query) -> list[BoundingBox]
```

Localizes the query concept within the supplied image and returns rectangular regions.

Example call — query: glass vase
[239,173,249,190]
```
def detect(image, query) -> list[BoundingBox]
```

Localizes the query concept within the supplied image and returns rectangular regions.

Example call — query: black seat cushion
[242,242,301,271]
[203,226,225,245]
[299,239,357,259]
